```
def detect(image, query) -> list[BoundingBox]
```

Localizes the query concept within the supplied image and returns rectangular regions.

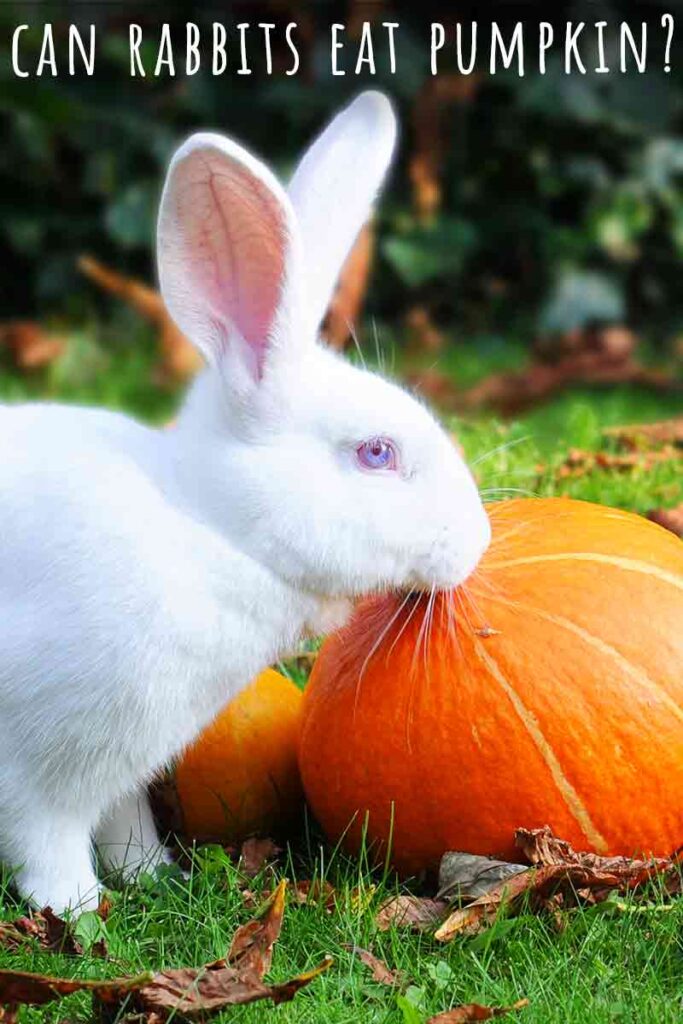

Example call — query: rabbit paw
[96,788,169,881]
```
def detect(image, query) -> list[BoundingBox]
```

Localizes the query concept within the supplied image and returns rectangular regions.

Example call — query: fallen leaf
[515,826,671,877]
[647,503,683,538]
[290,879,337,910]
[435,829,675,942]
[225,877,286,976]
[664,853,682,897]
[239,837,281,877]
[0,971,147,1010]
[344,945,405,987]
[97,894,114,921]
[375,895,448,932]
[0,881,331,1020]
[121,957,332,1019]
[0,908,83,956]
[240,889,258,909]
[258,879,337,912]
[427,997,529,1022]
[437,853,528,902]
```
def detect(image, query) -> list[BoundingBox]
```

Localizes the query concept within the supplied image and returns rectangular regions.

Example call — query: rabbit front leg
[96,788,170,881]
[5,806,100,915]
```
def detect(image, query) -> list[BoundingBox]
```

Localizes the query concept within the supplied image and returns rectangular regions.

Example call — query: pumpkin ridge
[472,637,609,852]
[483,553,683,591]
[475,592,683,726]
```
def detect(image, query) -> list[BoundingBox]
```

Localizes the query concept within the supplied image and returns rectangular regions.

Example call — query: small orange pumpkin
[299,498,683,874]
[176,669,304,842]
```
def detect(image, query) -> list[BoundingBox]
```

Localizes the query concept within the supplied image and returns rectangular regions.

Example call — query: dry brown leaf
[515,826,672,876]
[240,888,258,909]
[437,853,527,902]
[0,881,330,1020]
[96,894,114,922]
[0,908,84,956]
[290,879,337,910]
[134,957,332,1018]
[239,837,281,878]
[647,503,683,537]
[375,895,448,932]
[343,944,405,987]
[435,829,675,942]
[427,997,529,1022]
[0,971,146,1011]
[259,879,337,911]
[225,877,286,975]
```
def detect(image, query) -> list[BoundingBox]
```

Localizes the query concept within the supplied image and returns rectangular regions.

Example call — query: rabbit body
[0,93,490,912]
[0,397,340,909]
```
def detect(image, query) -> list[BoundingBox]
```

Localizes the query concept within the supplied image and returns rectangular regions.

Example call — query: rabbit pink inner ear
[175,148,287,378]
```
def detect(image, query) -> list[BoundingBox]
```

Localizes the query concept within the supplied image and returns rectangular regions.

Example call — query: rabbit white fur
[0,92,490,913]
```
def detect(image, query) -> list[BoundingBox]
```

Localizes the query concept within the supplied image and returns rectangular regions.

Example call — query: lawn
[0,325,681,1023]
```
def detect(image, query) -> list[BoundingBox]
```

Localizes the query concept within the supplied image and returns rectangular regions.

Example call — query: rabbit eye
[356,437,398,472]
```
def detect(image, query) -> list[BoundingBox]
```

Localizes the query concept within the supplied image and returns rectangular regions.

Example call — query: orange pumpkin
[299,498,683,874]
[176,669,304,842]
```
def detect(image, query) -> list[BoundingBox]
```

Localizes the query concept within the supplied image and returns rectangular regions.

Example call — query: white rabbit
[0,92,490,914]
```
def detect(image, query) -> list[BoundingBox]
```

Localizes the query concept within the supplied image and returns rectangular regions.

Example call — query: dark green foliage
[1,2,682,345]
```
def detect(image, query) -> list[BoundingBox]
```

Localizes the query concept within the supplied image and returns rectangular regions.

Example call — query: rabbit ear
[288,91,397,334]
[158,133,301,381]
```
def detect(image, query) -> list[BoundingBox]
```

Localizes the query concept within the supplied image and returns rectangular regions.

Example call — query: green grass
[0,324,681,1023]
[0,850,681,1023]
[458,389,681,516]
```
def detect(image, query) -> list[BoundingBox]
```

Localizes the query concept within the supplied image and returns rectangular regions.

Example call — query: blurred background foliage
[0,0,682,411]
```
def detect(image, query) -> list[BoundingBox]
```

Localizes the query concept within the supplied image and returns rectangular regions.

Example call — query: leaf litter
[0,827,678,1020]
[375,895,449,932]
[372,827,680,942]
[0,902,108,958]
[427,998,529,1022]
[434,827,680,941]
[0,880,331,1021]
[238,836,281,878]
[343,944,406,988]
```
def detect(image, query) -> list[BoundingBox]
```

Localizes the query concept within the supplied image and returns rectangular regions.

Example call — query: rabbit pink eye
[356,437,398,471]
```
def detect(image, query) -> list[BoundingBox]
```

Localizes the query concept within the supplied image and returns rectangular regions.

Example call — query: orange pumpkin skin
[176,669,304,842]
[299,498,683,875]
